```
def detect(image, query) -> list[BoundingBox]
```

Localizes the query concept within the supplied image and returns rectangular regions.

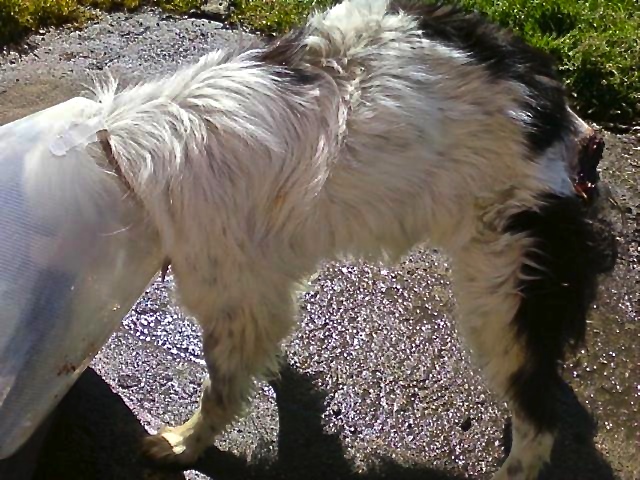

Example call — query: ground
[0,8,638,480]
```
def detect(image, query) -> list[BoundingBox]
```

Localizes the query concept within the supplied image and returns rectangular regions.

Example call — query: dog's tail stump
[0,98,164,459]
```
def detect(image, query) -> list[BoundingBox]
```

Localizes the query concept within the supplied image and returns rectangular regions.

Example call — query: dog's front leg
[450,193,604,479]
[143,273,296,466]
[451,232,556,480]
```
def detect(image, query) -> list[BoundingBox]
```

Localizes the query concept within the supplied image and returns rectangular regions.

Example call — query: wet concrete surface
[0,8,638,480]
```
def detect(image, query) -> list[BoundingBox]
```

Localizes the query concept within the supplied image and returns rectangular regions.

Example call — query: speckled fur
[91,1,608,478]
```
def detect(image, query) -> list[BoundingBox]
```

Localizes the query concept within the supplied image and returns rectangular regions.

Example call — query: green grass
[456,0,639,126]
[1,0,638,126]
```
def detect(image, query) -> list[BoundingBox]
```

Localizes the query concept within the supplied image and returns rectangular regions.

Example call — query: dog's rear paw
[142,429,202,467]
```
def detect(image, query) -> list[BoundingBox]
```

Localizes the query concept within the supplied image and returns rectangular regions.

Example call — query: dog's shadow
[194,363,466,480]
[6,363,618,480]
[543,381,619,480]
[29,368,185,480]
[193,364,618,480]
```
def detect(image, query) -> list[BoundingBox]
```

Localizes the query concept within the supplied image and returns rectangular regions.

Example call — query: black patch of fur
[258,28,320,86]
[389,0,572,157]
[505,194,617,431]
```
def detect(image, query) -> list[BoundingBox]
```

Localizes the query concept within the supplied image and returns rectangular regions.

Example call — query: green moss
[155,0,200,14]
[79,0,145,12]
[228,0,334,33]
[0,0,198,48]
[0,0,86,46]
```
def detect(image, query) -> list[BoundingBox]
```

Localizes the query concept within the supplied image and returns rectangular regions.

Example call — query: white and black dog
[91,1,616,478]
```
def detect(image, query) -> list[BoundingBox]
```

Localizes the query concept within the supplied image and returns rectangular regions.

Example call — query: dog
[90,1,616,478]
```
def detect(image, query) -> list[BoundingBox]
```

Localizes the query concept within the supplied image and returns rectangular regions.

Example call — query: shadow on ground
[545,381,620,480]
[0,363,620,480]
[32,368,184,480]
[193,364,618,480]
[193,363,467,480]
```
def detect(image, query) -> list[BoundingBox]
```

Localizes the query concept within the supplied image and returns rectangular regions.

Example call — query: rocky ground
[0,8,638,480]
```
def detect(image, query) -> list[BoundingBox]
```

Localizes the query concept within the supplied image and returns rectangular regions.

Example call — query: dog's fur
[91,1,615,478]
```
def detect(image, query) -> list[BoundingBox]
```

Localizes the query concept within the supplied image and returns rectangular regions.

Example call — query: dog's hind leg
[450,194,603,480]
[143,265,296,465]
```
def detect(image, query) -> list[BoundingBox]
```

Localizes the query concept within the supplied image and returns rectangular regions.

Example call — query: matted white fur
[88,1,593,478]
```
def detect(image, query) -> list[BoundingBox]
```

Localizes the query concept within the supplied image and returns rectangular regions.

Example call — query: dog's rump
[0,98,164,459]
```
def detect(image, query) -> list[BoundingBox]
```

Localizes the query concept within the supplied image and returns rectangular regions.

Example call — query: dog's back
[251,0,582,261]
